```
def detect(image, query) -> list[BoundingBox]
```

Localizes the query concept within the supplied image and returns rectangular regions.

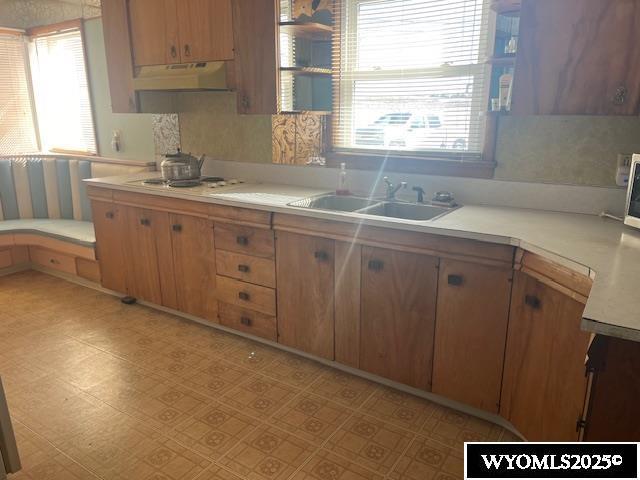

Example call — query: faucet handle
[412,186,426,203]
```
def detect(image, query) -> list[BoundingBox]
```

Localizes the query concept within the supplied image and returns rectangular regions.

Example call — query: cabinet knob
[184,44,191,57]
[236,236,249,246]
[238,291,250,301]
[170,45,177,58]
[447,274,463,286]
[314,251,329,261]
[172,224,182,232]
[525,295,541,309]
[237,264,250,273]
[240,316,252,326]
[612,86,628,105]
[140,218,150,226]
[49,258,60,265]
[105,211,114,219]
[368,259,384,271]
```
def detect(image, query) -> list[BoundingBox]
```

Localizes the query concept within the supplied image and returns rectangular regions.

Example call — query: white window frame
[336,0,494,157]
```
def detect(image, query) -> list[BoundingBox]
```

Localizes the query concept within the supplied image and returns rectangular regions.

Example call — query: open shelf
[279,21,333,40]
[280,66,332,75]
[280,110,332,115]
[485,56,516,67]
[491,0,520,16]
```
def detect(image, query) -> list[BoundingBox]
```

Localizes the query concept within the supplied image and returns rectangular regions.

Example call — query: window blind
[0,33,39,155]
[31,28,97,155]
[333,0,491,157]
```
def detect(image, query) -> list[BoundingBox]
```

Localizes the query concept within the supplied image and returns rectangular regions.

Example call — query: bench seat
[0,219,95,248]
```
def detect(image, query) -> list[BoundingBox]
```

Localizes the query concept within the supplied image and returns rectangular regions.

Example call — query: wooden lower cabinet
[500,271,591,441]
[169,214,217,321]
[122,206,164,305]
[91,200,127,293]
[432,260,512,413]
[360,247,438,390]
[276,231,335,360]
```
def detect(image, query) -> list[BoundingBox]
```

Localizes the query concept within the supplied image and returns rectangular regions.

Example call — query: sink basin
[289,194,378,212]
[358,202,453,221]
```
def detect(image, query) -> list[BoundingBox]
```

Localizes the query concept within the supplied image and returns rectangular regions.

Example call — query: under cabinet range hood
[132,61,228,91]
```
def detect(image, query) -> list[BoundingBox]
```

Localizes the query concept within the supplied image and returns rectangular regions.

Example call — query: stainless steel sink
[288,194,458,221]
[288,194,378,212]
[358,202,453,221]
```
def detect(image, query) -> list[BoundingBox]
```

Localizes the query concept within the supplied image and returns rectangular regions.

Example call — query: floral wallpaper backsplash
[0,0,101,29]
[152,114,181,157]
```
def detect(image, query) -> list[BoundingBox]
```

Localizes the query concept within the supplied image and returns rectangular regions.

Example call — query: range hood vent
[133,61,228,91]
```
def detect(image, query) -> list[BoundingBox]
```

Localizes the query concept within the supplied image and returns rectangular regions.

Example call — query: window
[30,24,97,154]
[0,32,38,155]
[334,0,491,158]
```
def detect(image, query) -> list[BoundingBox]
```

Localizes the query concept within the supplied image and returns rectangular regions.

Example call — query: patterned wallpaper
[0,0,101,29]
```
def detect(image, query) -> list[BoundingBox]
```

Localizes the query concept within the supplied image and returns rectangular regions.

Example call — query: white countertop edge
[85,176,640,343]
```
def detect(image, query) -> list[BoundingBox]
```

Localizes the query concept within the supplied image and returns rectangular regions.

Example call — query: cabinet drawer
[216,250,276,288]
[218,302,277,341]
[214,223,275,258]
[30,247,77,275]
[216,275,276,316]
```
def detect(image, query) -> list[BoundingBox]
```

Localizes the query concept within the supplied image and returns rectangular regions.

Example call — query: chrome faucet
[383,176,407,200]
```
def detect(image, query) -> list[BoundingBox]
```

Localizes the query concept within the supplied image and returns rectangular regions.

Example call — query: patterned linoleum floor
[0,271,518,480]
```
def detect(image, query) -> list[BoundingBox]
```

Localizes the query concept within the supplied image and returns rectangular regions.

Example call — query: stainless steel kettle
[161,149,205,181]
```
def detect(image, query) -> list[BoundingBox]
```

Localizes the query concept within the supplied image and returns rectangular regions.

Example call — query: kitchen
[1,0,640,479]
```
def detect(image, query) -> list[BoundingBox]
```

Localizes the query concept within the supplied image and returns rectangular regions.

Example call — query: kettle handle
[198,154,205,170]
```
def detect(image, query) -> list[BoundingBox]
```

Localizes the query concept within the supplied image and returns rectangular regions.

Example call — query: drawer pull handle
[368,259,383,271]
[236,236,249,246]
[448,274,463,286]
[172,224,182,232]
[525,295,541,309]
[238,264,250,273]
[105,211,114,219]
[240,316,252,326]
[170,45,177,58]
[314,251,329,261]
[184,44,191,57]
[238,291,250,301]
[140,218,150,226]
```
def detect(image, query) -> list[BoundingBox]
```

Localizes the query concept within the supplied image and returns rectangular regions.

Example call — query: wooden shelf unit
[278,21,333,40]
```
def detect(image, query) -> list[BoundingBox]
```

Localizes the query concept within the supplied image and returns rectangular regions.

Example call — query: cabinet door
[500,271,591,441]
[512,0,640,115]
[231,0,278,114]
[276,232,334,359]
[122,206,164,304]
[177,0,234,62]
[170,214,218,321]
[432,260,512,413]
[360,247,438,390]
[101,0,138,113]
[90,200,127,293]
[128,0,179,66]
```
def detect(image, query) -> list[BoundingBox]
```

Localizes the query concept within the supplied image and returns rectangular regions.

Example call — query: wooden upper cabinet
[170,214,218,322]
[276,232,335,359]
[231,0,278,114]
[432,260,512,413]
[101,0,138,112]
[500,271,591,441]
[128,0,180,66]
[90,200,127,293]
[360,247,438,391]
[177,0,234,63]
[512,0,640,115]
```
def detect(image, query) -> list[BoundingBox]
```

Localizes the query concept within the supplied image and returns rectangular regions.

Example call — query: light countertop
[86,173,640,343]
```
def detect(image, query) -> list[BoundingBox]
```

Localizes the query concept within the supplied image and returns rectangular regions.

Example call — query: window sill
[326,151,496,178]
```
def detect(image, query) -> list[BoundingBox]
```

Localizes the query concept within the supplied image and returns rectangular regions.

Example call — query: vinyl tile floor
[0,271,518,480]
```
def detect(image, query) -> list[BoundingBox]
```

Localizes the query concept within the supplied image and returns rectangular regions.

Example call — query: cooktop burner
[168,179,202,188]
[201,176,225,183]
[142,178,167,185]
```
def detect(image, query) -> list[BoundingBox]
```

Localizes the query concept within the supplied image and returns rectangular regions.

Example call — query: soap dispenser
[336,162,350,196]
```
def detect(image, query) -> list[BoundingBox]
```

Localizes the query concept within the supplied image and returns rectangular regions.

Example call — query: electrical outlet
[616,154,632,187]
